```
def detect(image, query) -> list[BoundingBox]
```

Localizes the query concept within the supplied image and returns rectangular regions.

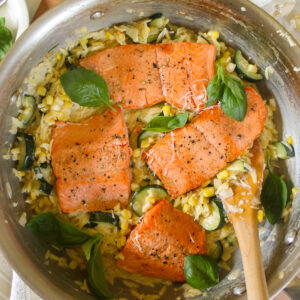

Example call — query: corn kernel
[30,190,37,200]
[223,51,231,57]
[60,67,68,75]
[105,32,114,40]
[247,64,258,73]
[217,170,230,180]
[287,136,293,145]
[220,56,230,64]
[182,203,190,213]
[19,171,26,177]
[140,139,150,148]
[45,95,53,105]
[201,180,210,188]
[208,30,219,40]
[56,52,62,60]
[69,260,79,270]
[188,196,197,206]
[292,187,298,198]
[63,102,72,110]
[201,187,215,198]
[132,149,141,158]
[226,62,236,73]
[257,210,264,223]
[37,86,47,97]
[117,236,127,248]
[221,251,231,262]
[121,209,132,219]
[61,94,70,102]
[120,219,129,231]
[162,105,171,116]
[131,182,140,191]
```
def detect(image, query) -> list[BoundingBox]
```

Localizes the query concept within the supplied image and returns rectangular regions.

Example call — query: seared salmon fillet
[117,199,206,282]
[143,87,268,198]
[80,42,216,110]
[51,107,132,212]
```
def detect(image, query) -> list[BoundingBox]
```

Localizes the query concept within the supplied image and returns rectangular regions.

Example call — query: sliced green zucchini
[207,241,223,261]
[274,142,295,159]
[149,15,165,28]
[17,133,35,171]
[149,13,163,20]
[227,159,248,172]
[39,180,53,195]
[18,95,37,125]
[199,198,226,231]
[34,166,53,195]
[234,50,263,82]
[132,185,168,216]
[147,26,160,43]
[89,212,120,228]
[84,222,98,229]
[137,130,163,147]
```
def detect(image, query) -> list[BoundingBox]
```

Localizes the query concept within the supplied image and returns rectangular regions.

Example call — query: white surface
[0,1,298,300]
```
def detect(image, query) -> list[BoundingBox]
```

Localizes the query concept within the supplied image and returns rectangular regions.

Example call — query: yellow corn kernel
[201,187,215,198]
[45,95,54,105]
[201,180,210,188]
[19,171,26,177]
[105,32,114,40]
[292,187,298,198]
[287,136,293,145]
[208,30,219,40]
[63,102,72,110]
[61,94,70,102]
[221,251,231,262]
[247,64,258,73]
[131,182,140,191]
[121,209,132,219]
[220,56,230,64]
[223,51,231,57]
[30,190,37,200]
[182,203,190,213]
[188,196,197,206]
[132,148,141,158]
[37,86,47,97]
[116,236,127,248]
[69,260,79,270]
[217,170,230,180]
[56,52,62,60]
[257,210,264,223]
[60,67,68,75]
[120,219,129,231]
[114,203,120,212]
[140,139,150,148]
[162,105,171,116]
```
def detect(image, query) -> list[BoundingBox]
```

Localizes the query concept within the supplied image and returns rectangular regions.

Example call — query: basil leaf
[26,212,91,247]
[87,236,114,298]
[184,254,219,290]
[144,112,188,132]
[261,155,287,225]
[82,235,102,261]
[206,75,221,107]
[0,17,13,61]
[60,69,112,108]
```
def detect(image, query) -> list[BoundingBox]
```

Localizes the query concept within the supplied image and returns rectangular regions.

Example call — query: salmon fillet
[117,199,206,282]
[143,87,268,199]
[80,42,216,110]
[51,107,132,212]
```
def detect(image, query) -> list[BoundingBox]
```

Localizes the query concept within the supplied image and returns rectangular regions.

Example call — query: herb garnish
[206,61,247,122]
[0,17,13,61]
[60,69,113,109]
[184,254,219,290]
[144,112,188,132]
[27,213,114,298]
[261,153,287,225]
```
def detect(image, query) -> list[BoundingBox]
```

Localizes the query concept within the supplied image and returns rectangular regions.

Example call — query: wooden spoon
[222,140,269,300]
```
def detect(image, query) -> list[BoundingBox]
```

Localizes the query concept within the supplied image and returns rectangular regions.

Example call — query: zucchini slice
[17,133,35,171]
[131,185,168,216]
[137,130,162,147]
[199,198,226,231]
[274,142,295,159]
[147,26,160,43]
[34,166,53,195]
[149,15,165,28]
[227,159,248,172]
[207,241,223,261]
[89,211,120,228]
[234,50,263,82]
[18,95,37,125]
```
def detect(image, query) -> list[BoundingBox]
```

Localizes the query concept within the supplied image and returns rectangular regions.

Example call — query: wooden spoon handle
[233,214,269,300]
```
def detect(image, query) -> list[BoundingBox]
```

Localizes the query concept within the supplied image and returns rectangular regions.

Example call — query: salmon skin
[117,199,206,282]
[143,87,268,199]
[51,107,132,212]
[80,42,216,111]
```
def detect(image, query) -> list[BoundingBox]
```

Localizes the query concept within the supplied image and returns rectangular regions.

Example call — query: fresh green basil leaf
[26,212,91,247]
[221,83,247,122]
[261,155,287,225]
[0,17,5,27]
[87,236,114,298]
[144,112,188,132]
[60,69,112,108]
[0,23,13,61]
[184,254,219,290]
[206,75,221,107]
[224,75,247,104]
[82,235,102,261]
